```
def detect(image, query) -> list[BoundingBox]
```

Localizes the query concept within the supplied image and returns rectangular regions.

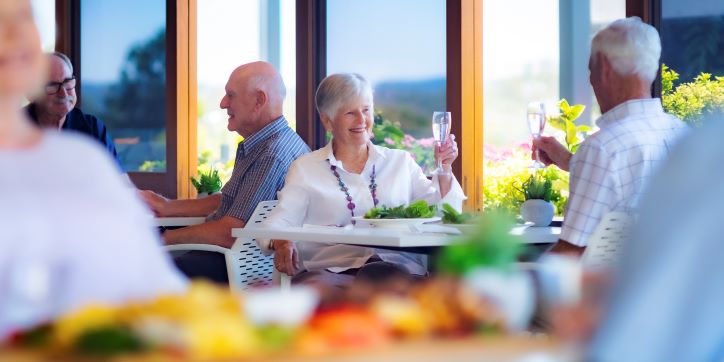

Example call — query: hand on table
[531,136,572,171]
[272,239,301,276]
[138,190,170,216]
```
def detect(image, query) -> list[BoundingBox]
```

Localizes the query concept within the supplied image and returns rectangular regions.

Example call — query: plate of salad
[440,203,478,233]
[354,200,440,229]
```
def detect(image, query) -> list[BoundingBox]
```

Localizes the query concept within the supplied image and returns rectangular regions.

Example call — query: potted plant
[190,168,222,198]
[515,173,555,226]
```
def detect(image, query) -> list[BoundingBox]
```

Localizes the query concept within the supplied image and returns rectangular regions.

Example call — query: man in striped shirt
[532,17,687,256]
[140,62,310,281]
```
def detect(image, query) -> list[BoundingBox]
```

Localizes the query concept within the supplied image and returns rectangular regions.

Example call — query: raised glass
[432,111,451,175]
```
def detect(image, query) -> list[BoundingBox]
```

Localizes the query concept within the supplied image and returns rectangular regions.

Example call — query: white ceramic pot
[196,191,220,198]
[520,199,554,226]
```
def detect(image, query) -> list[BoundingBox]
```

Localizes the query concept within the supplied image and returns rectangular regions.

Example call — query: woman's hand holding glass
[434,133,459,175]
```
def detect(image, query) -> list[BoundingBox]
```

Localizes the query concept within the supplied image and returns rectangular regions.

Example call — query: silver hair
[315,73,373,120]
[590,17,661,83]
[50,51,74,74]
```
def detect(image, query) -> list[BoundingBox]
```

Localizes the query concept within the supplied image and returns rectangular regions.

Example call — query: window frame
[55,0,651,203]
[55,0,195,199]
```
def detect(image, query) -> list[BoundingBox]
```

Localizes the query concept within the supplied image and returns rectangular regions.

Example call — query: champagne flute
[527,102,547,169]
[432,111,451,175]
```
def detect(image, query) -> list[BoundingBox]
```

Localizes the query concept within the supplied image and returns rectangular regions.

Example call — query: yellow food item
[53,304,119,348]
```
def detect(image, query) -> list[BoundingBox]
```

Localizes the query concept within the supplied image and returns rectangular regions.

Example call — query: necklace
[329,162,378,220]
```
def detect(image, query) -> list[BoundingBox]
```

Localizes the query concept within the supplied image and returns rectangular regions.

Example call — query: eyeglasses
[45,77,76,95]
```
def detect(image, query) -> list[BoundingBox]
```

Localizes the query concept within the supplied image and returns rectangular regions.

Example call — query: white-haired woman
[260,73,465,286]
[0,0,186,339]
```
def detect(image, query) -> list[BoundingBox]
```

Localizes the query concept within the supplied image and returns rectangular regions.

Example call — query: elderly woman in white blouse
[260,73,465,286]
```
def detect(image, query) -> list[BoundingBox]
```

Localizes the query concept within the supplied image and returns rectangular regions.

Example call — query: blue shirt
[25,104,119,165]
[588,116,724,361]
[207,116,310,223]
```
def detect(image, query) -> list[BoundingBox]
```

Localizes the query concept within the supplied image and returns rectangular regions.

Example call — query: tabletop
[233,223,560,251]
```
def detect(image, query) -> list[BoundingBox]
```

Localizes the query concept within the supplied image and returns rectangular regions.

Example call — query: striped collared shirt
[207,116,310,223]
[561,98,688,247]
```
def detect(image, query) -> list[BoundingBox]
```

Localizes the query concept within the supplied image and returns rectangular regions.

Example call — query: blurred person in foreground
[532,17,687,256]
[24,51,119,164]
[0,0,186,339]
[139,62,309,283]
[553,116,724,361]
[260,73,466,287]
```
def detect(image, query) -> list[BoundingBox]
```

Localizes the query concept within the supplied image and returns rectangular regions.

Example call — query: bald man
[25,52,119,163]
[140,62,310,282]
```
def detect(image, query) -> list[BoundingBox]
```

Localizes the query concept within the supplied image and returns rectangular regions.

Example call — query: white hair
[590,17,661,83]
[315,73,373,120]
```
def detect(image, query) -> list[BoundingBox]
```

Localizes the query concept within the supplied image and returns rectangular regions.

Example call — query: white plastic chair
[165,200,277,290]
[580,212,632,269]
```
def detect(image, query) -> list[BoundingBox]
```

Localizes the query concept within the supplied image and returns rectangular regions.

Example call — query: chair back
[226,200,277,290]
[581,212,631,269]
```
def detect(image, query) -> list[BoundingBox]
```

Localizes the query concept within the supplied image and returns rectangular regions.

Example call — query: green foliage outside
[371,112,436,174]
[547,99,591,153]
[138,160,166,172]
[483,146,569,217]
[662,64,724,127]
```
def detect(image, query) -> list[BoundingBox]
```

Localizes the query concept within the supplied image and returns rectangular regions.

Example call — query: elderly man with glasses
[24,52,119,164]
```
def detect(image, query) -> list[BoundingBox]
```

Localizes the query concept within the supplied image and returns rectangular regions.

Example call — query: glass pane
[483,0,559,148]
[481,0,625,215]
[197,0,296,182]
[326,0,446,174]
[80,0,167,172]
[661,0,724,82]
[32,0,55,51]
[661,0,724,126]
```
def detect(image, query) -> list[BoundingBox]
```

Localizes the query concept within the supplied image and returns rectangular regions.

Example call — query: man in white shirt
[533,17,688,255]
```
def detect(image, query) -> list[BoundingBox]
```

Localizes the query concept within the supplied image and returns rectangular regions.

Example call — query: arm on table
[163,215,245,248]
[549,239,586,257]
[139,191,221,217]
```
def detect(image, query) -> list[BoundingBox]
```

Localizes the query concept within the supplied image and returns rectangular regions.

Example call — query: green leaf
[436,212,524,275]
[567,104,585,121]
[74,326,146,356]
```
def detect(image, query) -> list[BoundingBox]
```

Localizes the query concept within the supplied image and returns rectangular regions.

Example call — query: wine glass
[527,102,547,169]
[432,111,451,175]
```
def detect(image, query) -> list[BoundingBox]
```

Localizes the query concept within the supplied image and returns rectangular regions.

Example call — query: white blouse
[260,142,466,275]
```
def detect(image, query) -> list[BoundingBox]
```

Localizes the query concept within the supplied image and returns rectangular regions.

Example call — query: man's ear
[255,90,268,110]
[599,54,613,82]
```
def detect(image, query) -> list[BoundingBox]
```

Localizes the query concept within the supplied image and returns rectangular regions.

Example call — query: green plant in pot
[514,172,555,226]
[190,168,222,198]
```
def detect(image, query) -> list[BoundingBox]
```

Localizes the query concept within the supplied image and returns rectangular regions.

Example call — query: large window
[481,0,625,214]
[197,0,296,181]
[32,0,54,51]
[80,0,167,173]
[483,0,625,148]
[326,0,446,174]
[660,0,724,82]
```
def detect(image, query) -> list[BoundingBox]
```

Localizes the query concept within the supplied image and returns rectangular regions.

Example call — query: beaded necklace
[329,162,378,220]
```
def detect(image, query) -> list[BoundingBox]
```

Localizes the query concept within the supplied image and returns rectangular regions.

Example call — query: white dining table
[232,223,560,253]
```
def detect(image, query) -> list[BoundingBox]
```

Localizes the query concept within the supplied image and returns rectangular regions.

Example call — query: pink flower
[417,137,435,148]
[517,142,532,151]
[384,137,395,145]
